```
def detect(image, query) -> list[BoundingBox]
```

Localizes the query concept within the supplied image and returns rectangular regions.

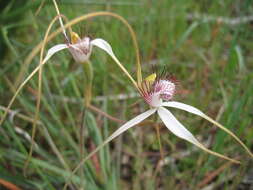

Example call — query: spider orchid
[48,0,112,64]
[70,73,253,169]
[44,31,113,64]
[43,32,138,88]
[64,61,253,190]
[64,72,253,189]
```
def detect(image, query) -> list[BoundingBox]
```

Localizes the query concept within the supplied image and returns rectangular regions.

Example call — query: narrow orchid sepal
[100,108,156,145]
[91,38,116,61]
[162,101,204,116]
[202,114,253,158]
[68,108,157,177]
[44,44,68,63]
[157,107,200,144]
[162,101,253,158]
[91,38,138,88]
[157,107,240,164]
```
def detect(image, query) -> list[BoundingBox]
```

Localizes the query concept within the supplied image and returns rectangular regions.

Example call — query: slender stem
[79,109,86,158]
[79,60,94,188]
[23,63,43,176]
[22,15,65,174]
[152,117,165,182]
[155,123,164,162]
[52,0,68,39]
[79,107,86,189]
[82,61,93,107]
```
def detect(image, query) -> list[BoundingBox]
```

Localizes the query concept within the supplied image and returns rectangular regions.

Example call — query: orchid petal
[73,108,157,171]
[43,44,68,63]
[162,101,204,116]
[91,38,138,88]
[0,43,69,126]
[91,38,116,60]
[103,108,156,144]
[158,107,199,144]
[162,101,253,158]
[157,107,240,164]
[62,108,156,189]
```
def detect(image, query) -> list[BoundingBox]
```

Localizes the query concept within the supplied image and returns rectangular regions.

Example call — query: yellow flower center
[145,73,156,83]
[70,32,81,44]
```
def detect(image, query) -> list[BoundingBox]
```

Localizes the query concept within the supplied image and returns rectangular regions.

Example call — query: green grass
[1,0,253,189]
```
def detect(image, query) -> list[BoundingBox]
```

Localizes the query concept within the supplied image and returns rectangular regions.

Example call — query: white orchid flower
[70,73,253,170]
[64,72,253,188]
[63,56,253,190]
[44,31,116,64]
[43,31,138,89]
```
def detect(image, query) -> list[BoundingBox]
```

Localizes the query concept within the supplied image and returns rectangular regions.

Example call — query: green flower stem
[153,114,164,162]
[80,60,94,188]
[82,60,93,107]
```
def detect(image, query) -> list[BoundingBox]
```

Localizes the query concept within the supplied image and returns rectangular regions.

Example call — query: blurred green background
[0,0,253,189]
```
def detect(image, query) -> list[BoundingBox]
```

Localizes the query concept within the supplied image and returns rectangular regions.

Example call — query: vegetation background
[0,0,253,189]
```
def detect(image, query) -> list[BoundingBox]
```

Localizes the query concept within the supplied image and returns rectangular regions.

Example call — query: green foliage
[0,0,253,189]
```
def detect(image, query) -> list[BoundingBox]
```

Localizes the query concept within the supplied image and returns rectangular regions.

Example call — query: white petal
[62,108,157,189]
[158,107,240,164]
[104,108,157,144]
[91,38,116,60]
[43,44,68,63]
[80,108,156,162]
[157,107,199,144]
[162,101,204,116]
[91,38,138,88]
[162,101,253,158]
